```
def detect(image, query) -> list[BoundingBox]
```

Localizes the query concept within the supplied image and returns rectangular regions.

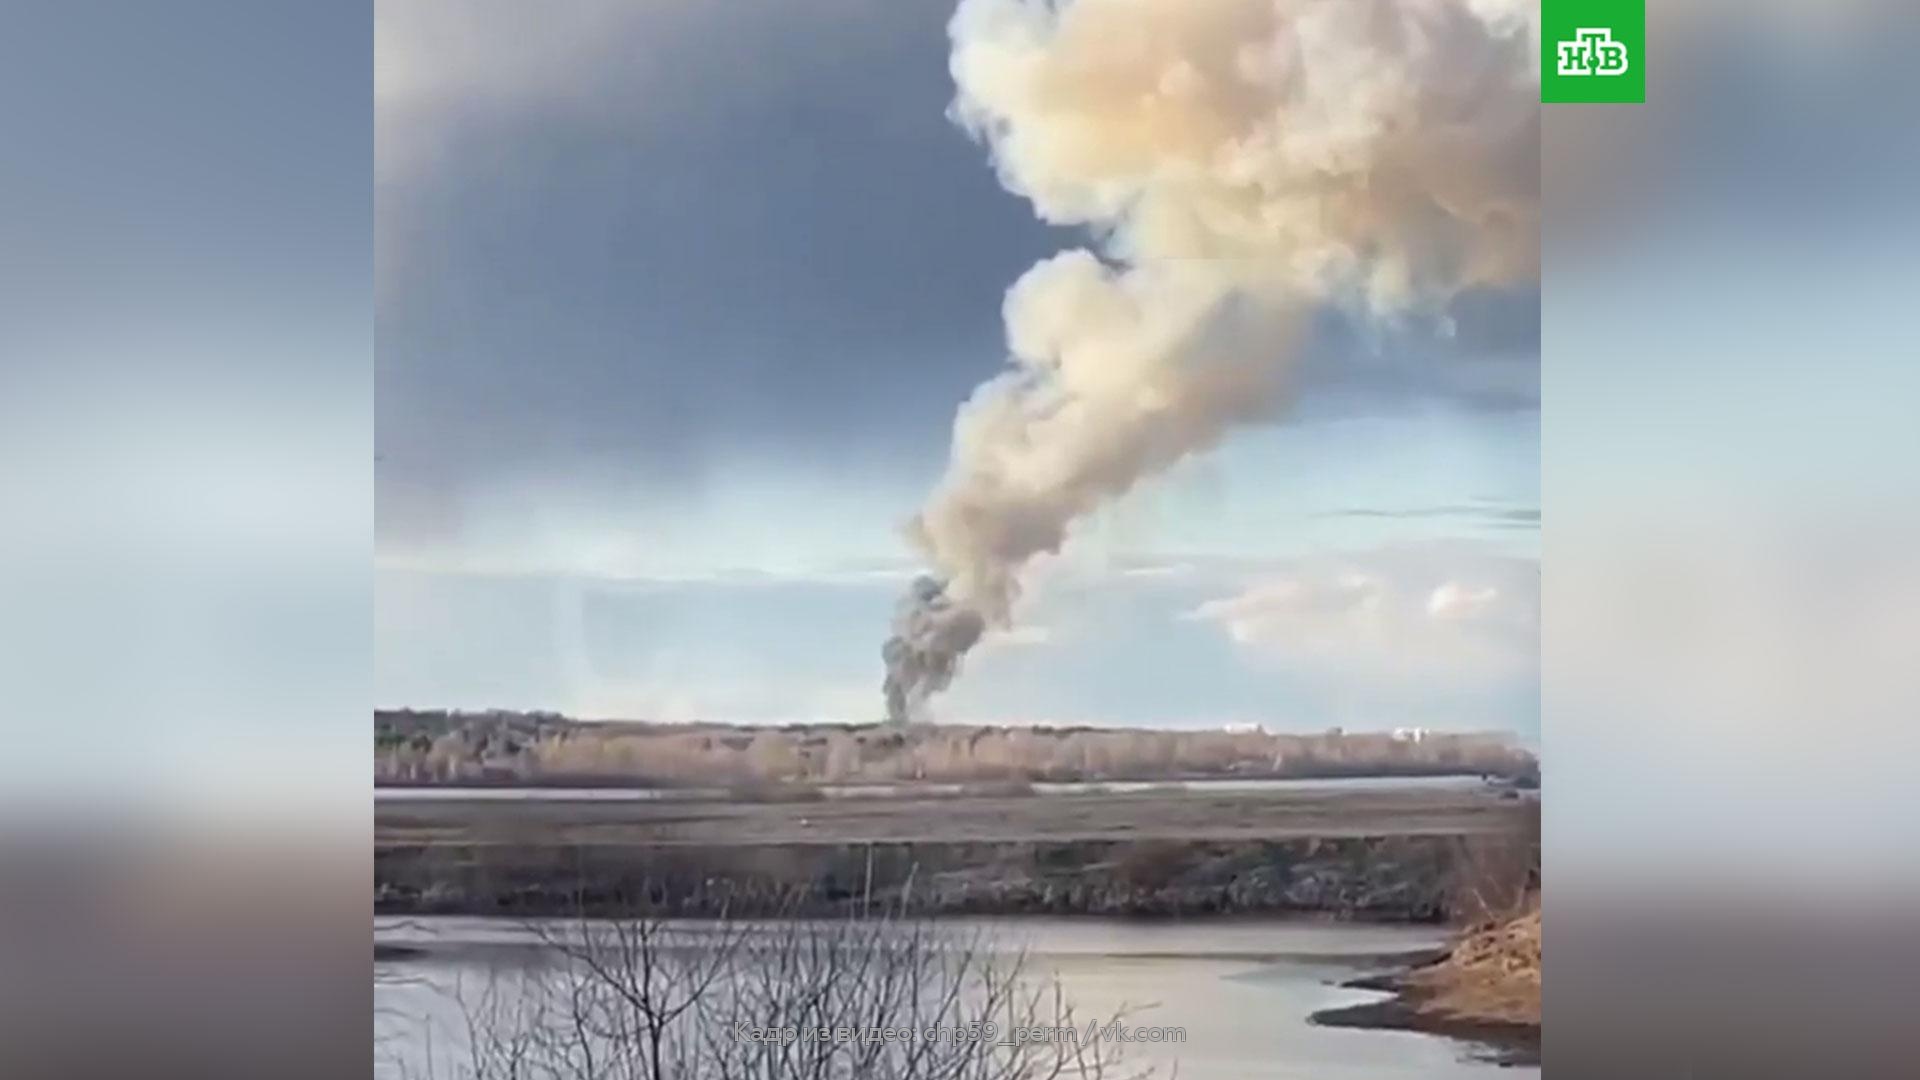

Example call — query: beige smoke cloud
[946,0,1539,304]
[884,0,1539,719]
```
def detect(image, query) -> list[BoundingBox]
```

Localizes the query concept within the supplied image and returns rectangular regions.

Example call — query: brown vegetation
[374,790,1539,923]
[1312,803,1541,1063]
[1403,902,1542,1026]
[376,836,1481,922]
[374,710,1537,789]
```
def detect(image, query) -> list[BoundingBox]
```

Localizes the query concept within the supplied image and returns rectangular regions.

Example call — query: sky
[374,0,1539,736]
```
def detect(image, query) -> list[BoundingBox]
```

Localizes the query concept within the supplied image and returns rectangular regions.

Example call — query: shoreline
[1311,971,1541,1067]
[1310,907,1541,1067]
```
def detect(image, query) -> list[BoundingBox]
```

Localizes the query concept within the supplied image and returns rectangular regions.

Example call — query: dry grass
[1404,898,1542,1026]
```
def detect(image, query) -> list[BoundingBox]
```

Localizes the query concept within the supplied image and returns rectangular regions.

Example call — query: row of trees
[375,709,1537,788]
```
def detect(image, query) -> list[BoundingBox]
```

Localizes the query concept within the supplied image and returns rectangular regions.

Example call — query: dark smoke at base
[880,576,986,724]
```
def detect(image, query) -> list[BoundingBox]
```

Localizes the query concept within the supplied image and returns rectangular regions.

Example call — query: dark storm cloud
[377,0,1065,541]
[376,0,1540,549]
[1288,287,1541,420]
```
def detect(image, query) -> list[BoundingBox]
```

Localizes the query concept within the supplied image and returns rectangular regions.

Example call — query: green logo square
[1542,0,1645,103]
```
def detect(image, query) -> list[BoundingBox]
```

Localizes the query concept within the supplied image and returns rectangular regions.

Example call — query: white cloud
[1427,581,1501,620]
[1189,573,1388,646]
[1117,560,1199,579]
[1182,548,1536,686]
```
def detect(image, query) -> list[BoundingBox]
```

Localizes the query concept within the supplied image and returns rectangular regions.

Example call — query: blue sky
[375,0,1538,735]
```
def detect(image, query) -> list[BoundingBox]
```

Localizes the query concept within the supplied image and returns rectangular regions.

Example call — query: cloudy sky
[375,0,1538,735]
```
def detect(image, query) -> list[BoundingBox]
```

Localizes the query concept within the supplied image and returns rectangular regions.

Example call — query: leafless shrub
[1446,799,1540,925]
[397,903,1145,1080]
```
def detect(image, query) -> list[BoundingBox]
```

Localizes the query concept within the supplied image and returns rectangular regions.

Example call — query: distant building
[1222,722,1265,735]
[1392,727,1429,743]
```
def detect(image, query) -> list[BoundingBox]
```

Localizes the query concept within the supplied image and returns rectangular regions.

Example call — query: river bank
[376,835,1480,919]
[1312,905,1542,1066]
[374,824,1550,922]
[376,782,1537,921]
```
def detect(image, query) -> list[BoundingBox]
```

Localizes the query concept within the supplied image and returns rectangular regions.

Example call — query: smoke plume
[882,0,1540,720]
[883,576,988,723]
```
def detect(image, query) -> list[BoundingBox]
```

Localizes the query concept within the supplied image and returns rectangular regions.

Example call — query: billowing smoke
[882,0,1540,719]
[883,576,988,723]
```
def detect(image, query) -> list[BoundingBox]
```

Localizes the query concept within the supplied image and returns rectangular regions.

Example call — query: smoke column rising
[882,0,1540,721]
[883,576,988,724]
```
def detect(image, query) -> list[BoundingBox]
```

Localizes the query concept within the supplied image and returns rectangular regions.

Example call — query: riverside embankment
[1312,903,1542,1065]
[375,779,1536,920]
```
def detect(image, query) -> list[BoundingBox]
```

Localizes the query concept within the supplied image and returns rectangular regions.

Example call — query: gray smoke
[882,576,987,724]
[882,0,1541,719]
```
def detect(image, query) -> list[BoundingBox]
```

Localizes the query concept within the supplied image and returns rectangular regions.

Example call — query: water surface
[375,916,1536,1080]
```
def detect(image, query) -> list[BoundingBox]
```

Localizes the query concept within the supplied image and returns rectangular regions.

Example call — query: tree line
[374,709,1537,788]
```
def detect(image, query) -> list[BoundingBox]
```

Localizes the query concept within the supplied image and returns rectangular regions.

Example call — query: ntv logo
[1543,1,1642,102]
[1556,28,1630,77]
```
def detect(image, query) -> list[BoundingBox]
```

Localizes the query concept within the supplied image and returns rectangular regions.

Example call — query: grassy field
[376,781,1527,847]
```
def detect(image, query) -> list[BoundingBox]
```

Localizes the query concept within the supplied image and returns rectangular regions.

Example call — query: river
[374,916,1536,1080]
